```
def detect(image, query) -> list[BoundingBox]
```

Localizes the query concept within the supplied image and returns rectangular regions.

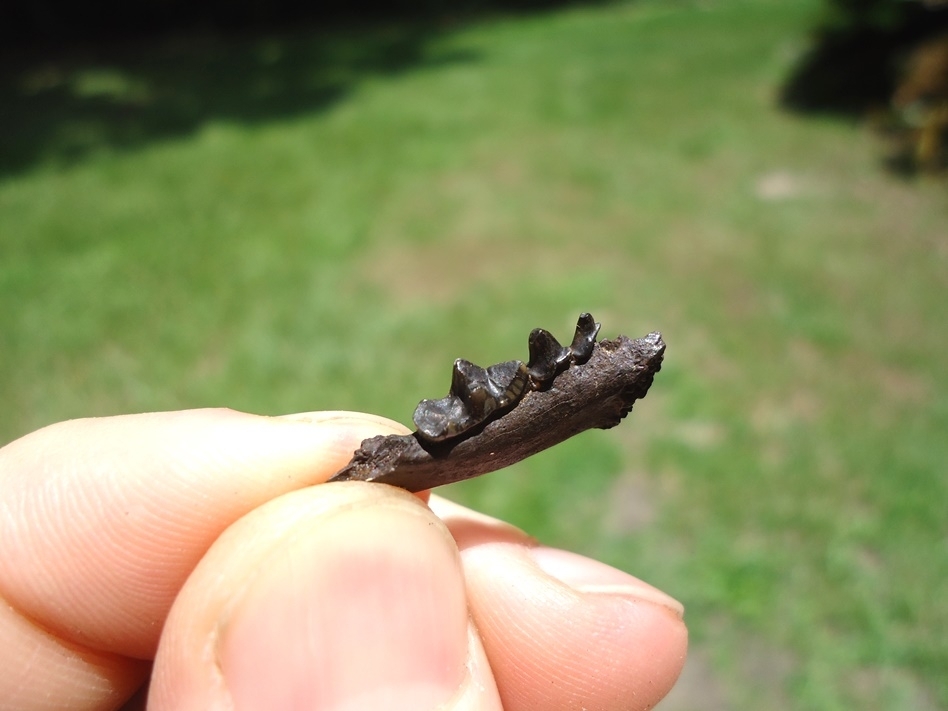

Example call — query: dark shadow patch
[882,144,923,178]
[0,24,476,176]
[780,2,948,177]
[0,1,611,177]
[780,2,948,117]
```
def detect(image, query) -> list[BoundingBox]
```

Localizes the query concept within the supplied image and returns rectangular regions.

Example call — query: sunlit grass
[1,1,945,708]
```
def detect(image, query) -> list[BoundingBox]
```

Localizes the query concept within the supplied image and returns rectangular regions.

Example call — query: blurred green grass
[1,0,946,708]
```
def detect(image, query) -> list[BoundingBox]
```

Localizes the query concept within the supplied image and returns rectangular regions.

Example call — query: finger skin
[0,409,404,711]
[149,482,502,711]
[0,600,148,711]
[431,496,688,711]
[0,408,687,711]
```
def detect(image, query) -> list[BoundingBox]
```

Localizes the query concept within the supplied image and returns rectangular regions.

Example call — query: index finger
[0,409,404,708]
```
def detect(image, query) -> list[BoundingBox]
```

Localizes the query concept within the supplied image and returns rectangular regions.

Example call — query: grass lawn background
[2,0,946,708]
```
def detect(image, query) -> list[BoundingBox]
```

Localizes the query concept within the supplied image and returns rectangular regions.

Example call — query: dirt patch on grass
[362,239,516,303]
[657,647,729,711]
[658,632,797,711]
[602,469,657,535]
[846,666,941,711]
[362,236,626,305]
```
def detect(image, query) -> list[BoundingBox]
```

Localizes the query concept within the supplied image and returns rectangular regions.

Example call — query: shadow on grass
[779,3,948,177]
[780,23,903,117]
[0,22,476,177]
[779,3,948,116]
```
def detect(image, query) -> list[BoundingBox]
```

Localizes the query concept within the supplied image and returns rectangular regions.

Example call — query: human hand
[0,409,686,711]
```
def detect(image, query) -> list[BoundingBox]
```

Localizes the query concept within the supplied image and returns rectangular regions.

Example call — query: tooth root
[486,360,530,408]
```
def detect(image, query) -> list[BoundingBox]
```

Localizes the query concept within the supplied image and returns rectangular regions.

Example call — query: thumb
[149,482,500,711]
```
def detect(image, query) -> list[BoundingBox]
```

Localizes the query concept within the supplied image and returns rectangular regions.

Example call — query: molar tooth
[568,312,601,364]
[486,360,530,408]
[414,313,599,443]
[413,395,471,441]
[527,328,570,384]
[451,359,494,416]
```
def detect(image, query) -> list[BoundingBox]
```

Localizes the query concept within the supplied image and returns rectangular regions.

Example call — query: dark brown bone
[330,332,665,492]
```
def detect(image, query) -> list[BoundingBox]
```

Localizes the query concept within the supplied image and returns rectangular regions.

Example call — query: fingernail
[219,505,469,711]
[530,547,685,618]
